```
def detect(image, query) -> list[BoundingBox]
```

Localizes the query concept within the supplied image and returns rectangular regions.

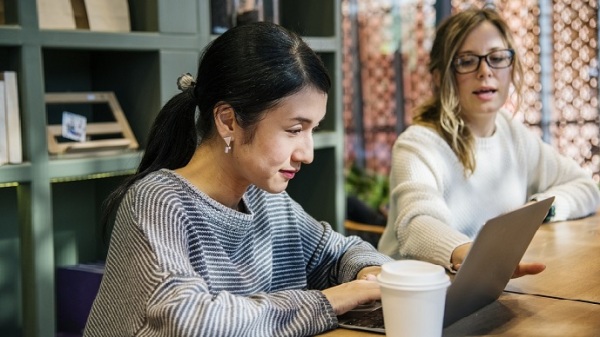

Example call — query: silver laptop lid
[443,196,555,327]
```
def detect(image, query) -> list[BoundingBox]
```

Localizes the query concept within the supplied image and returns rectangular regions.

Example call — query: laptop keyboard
[337,302,385,333]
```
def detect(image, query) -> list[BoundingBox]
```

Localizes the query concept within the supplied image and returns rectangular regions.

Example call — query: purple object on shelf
[56,263,105,335]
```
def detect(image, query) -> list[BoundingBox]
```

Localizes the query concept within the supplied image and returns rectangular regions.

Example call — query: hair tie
[177,73,196,91]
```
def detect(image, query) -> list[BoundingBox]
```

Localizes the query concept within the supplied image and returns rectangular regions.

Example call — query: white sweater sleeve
[378,127,472,267]
[510,116,600,221]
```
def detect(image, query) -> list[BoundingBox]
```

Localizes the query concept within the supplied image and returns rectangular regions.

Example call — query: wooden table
[319,212,600,336]
[505,214,600,303]
[321,293,600,336]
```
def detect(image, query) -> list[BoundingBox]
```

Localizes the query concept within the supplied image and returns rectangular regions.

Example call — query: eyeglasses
[452,49,515,74]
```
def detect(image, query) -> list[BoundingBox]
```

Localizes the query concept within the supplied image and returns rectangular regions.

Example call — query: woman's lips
[280,170,297,179]
[473,88,497,100]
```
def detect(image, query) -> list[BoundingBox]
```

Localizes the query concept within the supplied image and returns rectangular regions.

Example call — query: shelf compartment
[0,185,22,336]
[279,0,335,37]
[207,0,336,38]
[317,52,337,132]
[52,176,128,267]
[0,45,21,78]
[43,48,160,149]
[287,147,338,226]
[0,0,18,26]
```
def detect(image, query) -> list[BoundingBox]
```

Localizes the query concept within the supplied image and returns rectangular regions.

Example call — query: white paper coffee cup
[377,260,450,337]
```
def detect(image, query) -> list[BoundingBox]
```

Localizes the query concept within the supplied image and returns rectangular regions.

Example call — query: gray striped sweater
[83,169,392,337]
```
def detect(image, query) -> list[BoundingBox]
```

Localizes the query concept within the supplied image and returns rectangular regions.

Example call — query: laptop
[338,196,555,333]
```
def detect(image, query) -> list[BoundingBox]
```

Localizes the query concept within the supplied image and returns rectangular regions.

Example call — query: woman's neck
[175,143,247,211]
[464,113,497,137]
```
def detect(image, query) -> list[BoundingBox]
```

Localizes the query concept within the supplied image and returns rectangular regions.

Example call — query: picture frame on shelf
[45,92,138,155]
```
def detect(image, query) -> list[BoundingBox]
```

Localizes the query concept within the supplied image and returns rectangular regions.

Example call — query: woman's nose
[477,59,494,77]
[293,134,314,164]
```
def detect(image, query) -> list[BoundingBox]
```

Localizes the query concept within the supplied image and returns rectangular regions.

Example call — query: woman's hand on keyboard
[322,275,381,315]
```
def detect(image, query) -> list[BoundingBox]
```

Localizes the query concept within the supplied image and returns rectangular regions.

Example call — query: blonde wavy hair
[412,8,523,175]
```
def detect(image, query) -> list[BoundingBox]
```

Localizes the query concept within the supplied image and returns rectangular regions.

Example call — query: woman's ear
[214,103,236,138]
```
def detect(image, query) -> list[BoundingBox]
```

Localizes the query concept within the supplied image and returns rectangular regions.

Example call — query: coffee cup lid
[377,260,449,289]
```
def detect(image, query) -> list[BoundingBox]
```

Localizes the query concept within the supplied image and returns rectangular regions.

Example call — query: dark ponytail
[100,89,197,236]
[139,90,198,173]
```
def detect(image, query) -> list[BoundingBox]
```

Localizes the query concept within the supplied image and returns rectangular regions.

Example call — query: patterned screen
[550,0,599,180]
[342,0,435,175]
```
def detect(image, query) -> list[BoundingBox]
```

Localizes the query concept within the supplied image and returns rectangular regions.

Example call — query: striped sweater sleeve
[289,200,393,289]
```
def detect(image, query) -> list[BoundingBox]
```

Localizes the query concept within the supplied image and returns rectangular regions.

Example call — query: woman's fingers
[512,262,546,278]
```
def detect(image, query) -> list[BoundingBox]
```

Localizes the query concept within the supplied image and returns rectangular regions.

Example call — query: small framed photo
[62,111,87,142]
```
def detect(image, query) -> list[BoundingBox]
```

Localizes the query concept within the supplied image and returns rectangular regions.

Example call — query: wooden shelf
[0,162,31,184]
[48,151,142,181]
[37,30,200,50]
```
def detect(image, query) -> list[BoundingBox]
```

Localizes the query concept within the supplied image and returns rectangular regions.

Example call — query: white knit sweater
[378,110,600,267]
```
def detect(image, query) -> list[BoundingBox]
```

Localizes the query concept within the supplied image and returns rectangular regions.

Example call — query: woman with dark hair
[84,22,392,337]
[378,8,599,276]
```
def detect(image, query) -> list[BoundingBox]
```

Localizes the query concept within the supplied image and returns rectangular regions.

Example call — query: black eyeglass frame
[452,49,515,74]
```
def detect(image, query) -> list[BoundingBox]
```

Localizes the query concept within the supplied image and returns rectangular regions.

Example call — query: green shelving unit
[0,1,343,336]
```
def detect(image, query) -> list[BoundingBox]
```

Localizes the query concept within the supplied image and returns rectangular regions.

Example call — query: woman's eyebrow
[289,116,324,124]
[456,47,507,55]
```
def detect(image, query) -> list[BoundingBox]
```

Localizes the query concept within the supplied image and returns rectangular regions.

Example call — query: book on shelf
[83,0,131,32]
[36,0,77,30]
[0,80,6,166]
[37,0,130,32]
[0,71,21,164]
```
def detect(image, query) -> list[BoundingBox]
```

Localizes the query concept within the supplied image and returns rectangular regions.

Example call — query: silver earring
[224,136,232,153]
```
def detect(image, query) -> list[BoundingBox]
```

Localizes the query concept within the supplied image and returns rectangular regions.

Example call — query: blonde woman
[378,8,600,276]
